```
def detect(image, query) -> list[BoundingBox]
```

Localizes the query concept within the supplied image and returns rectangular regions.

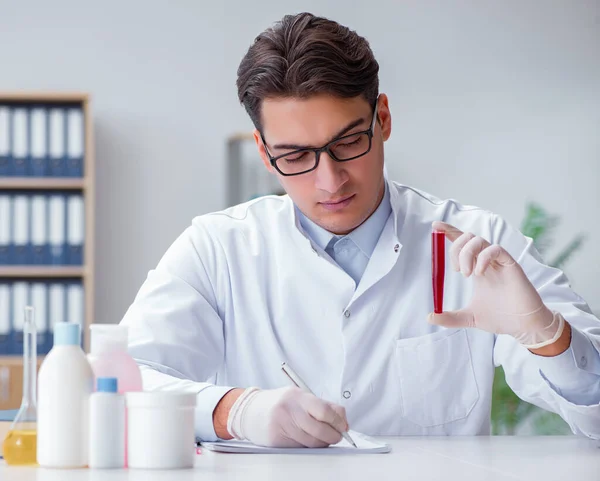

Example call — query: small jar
[126,392,197,469]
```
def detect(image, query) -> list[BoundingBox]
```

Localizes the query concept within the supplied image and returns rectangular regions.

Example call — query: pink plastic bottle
[87,324,142,467]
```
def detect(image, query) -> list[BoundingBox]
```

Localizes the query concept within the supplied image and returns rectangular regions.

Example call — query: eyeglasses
[260,100,379,176]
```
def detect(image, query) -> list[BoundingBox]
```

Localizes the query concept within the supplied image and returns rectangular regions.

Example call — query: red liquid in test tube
[432,231,445,314]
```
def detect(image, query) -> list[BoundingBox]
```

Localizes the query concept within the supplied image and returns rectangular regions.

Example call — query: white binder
[0,195,10,258]
[67,108,84,169]
[0,284,10,338]
[49,195,66,263]
[30,107,48,175]
[12,108,28,173]
[67,283,84,328]
[49,108,65,173]
[31,282,48,339]
[12,282,29,333]
[49,283,65,332]
[67,194,85,261]
[13,195,30,262]
[0,106,9,168]
[31,195,48,257]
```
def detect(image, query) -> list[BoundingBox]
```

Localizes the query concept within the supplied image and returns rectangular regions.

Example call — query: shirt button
[343,309,351,318]
[580,356,588,368]
[343,390,351,399]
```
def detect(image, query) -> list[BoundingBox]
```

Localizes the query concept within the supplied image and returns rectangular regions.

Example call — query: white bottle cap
[89,324,128,355]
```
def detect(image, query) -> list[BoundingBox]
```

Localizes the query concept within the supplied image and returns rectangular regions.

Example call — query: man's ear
[253,129,275,172]
[376,93,392,142]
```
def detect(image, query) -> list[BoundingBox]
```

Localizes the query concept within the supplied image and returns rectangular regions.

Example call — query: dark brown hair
[237,12,379,130]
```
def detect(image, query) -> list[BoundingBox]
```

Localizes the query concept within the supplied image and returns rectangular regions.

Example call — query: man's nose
[314,152,348,194]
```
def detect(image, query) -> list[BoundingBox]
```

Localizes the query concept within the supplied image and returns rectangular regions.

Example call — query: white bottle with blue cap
[37,322,94,468]
[89,377,125,469]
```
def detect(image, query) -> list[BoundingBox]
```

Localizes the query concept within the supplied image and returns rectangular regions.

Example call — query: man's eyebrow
[271,116,367,151]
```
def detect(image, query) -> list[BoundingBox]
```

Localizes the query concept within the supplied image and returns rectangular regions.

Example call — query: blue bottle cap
[97,377,118,393]
[54,322,81,346]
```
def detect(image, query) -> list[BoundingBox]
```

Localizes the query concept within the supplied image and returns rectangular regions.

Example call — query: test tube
[432,231,445,314]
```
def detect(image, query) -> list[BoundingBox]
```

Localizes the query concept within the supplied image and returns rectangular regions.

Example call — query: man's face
[255,94,392,235]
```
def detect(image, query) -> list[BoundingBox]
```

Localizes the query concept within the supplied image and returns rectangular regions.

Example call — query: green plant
[491,202,586,435]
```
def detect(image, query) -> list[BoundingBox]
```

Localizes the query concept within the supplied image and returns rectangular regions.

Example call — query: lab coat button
[343,309,351,318]
[343,390,351,399]
[394,244,399,253]
[580,356,588,368]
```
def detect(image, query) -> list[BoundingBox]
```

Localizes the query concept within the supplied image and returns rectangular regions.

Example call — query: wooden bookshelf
[0,177,86,190]
[0,266,85,278]
[0,91,95,409]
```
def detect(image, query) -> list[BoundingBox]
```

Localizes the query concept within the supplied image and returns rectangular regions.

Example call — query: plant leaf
[550,234,586,270]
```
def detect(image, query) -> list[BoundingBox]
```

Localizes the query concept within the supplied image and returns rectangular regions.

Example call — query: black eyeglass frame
[259,99,380,177]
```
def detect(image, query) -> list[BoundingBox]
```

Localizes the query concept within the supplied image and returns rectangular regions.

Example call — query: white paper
[201,431,391,454]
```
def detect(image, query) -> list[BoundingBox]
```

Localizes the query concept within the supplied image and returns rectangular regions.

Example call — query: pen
[281,362,357,448]
[432,230,445,314]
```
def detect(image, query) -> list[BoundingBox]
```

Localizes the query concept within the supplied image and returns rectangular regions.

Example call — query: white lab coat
[121,179,600,441]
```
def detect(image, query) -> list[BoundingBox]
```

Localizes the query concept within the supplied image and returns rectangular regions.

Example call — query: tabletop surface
[2,436,599,481]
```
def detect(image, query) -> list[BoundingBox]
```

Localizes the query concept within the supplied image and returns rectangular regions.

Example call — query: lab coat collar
[290,167,405,253]
[297,182,391,259]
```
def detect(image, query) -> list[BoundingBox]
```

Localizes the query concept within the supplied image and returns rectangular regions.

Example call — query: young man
[121,13,600,447]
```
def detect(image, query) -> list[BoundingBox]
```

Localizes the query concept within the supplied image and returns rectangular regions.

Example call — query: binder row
[0,104,84,177]
[0,280,85,355]
[0,191,85,265]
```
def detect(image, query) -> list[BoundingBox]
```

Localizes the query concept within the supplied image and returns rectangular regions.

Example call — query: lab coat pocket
[395,328,479,427]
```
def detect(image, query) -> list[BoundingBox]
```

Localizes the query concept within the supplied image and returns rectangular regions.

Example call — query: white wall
[0,0,598,324]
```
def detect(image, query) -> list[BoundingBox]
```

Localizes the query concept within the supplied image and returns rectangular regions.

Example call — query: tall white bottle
[37,322,94,468]
[89,377,125,469]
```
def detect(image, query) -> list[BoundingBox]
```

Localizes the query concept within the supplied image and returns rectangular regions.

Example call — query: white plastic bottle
[37,322,94,468]
[89,377,125,469]
[87,324,142,393]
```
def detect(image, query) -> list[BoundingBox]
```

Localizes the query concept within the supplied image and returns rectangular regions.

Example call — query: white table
[2,436,599,481]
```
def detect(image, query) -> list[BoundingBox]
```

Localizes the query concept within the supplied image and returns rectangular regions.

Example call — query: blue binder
[0,194,11,265]
[48,107,66,177]
[29,106,49,177]
[10,281,29,355]
[48,194,66,265]
[66,281,85,348]
[0,282,10,355]
[31,282,48,355]
[12,194,31,265]
[31,194,49,265]
[11,107,29,177]
[0,105,10,176]
[66,194,84,265]
[65,107,84,177]
[47,282,66,353]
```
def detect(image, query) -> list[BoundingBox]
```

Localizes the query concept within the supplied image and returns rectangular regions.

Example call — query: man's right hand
[220,386,349,448]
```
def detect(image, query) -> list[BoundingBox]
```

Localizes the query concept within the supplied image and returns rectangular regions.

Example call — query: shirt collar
[297,181,392,258]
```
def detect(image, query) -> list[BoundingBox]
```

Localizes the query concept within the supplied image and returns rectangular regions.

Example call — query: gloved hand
[227,386,349,448]
[427,221,565,349]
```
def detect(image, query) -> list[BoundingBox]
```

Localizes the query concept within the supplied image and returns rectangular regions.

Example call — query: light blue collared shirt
[298,183,392,286]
